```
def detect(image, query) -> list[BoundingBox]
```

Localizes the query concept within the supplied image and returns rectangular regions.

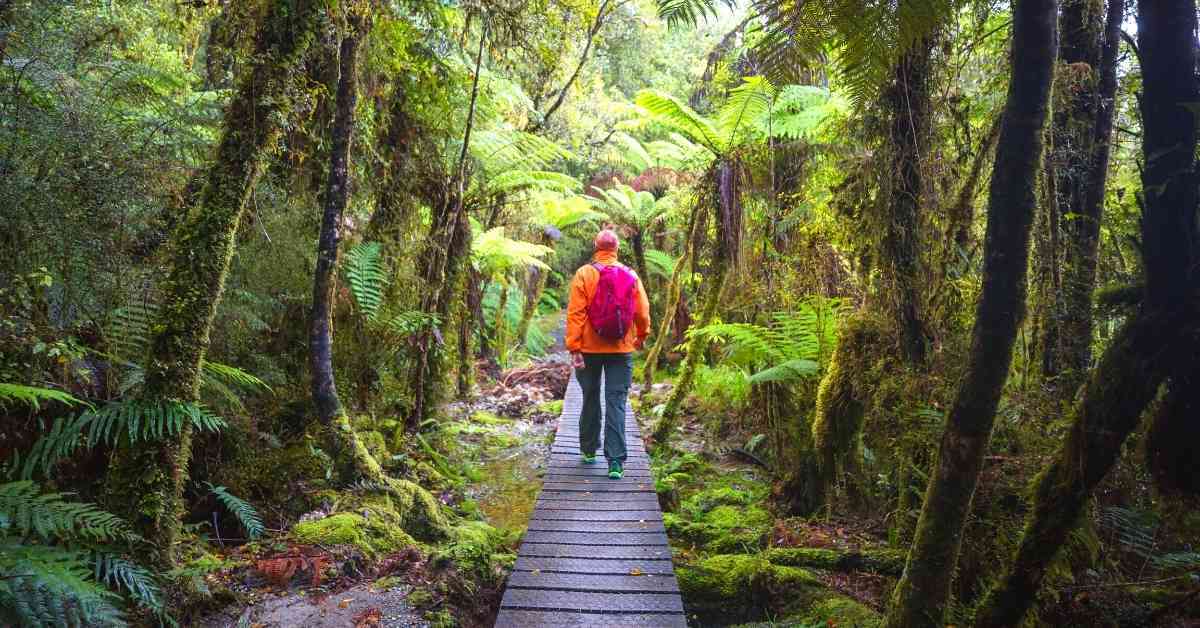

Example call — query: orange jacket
[565,250,651,354]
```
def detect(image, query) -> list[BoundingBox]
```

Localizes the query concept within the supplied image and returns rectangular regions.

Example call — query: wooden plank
[513,557,675,574]
[521,530,669,546]
[494,610,687,627]
[517,543,672,559]
[499,589,685,613]
[539,491,659,502]
[526,519,665,533]
[506,571,680,593]
[529,509,664,519]
[539,482,656,493]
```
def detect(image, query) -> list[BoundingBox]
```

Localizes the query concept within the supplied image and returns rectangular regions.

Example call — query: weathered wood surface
[495,374,685,627]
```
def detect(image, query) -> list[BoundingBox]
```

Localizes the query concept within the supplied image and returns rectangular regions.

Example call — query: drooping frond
[758,84,846,141]
[205,483,264,540]
[614,132,655,173]
[344,241,387,320]
[748,358,820,384]
[657,0,738,27]
[716,75,777,149]
[634,90,722,154]
[469,129,572,175]
[201,361,271,393]
[0,481,141,544]
[689,297,841,382]
[471,226,554,276]
[749,0,956,104]
[0,542,125,628]
[0,384,88,411]
[92,553,164,617]
[22,400,228,480]
[488,170,581,195]
[644,249,679,278]
[532,192,607,232]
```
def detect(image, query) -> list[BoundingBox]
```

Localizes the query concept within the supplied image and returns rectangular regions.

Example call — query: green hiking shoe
[608,460,624,480]
[581,452,597,464]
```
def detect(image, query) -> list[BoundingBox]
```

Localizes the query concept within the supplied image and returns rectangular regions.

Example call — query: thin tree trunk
[1042,0,1112,391]
[882,0,1058,624]
[651,263,727,446]
[642,213,701,390]
[974,2,1200,623]
[102,0,322,570]
[881,37,934,366]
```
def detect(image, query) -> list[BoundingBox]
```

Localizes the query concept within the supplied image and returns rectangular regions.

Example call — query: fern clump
[205,483,264,540]
[0,481,165,626]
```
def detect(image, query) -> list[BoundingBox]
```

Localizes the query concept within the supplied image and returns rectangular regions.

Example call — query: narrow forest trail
[494,374,686,627]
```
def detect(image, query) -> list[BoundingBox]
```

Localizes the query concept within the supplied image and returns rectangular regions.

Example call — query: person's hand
[571,352,585,369]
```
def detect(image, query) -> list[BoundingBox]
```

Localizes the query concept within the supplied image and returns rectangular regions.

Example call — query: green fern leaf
[205,484,264,540]
[344,242,387,320]
[0,384,89,411]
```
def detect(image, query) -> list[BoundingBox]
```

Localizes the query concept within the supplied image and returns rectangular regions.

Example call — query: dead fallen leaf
[338,598,353,609]
[630,568,643,576]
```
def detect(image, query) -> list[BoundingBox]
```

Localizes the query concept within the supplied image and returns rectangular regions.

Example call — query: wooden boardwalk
[495,373,686,627]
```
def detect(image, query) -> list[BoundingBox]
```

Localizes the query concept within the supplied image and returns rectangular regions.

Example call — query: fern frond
[471,226,554,276]
[106,301,157,364]
[469,129,571,175]
[635,90,722,154]
[488,170,581,195]
[748,358,819,384]
[644,249,678,278]
[202,361,271,393]
[92,553,164,616]
[0,481,141,544]
[716,75,777,149]
[0,541,125,627]
[22,401,227,480]
[205,484,264,540]
[0,384,89,411]
[344,242,387,320]
[657,0,737,27]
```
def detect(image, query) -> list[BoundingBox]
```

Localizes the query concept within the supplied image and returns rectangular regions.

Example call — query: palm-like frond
[471,226,554,277]
[758,84,845,140]
[657,0,738,27]
[590,183,670,230]
[469,129,572,175]
[532,192,607,232]
[716,75,777,149]
[689,297,841,382]
[614,132,656,173]
[644,249,679,278]
[635,90,723,154]
[488,170,581,195]
[0,481,141,544]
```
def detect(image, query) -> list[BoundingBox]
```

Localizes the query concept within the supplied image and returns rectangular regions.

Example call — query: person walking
[565,229,651,479]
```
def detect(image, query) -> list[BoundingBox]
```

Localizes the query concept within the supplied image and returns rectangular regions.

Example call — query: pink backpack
[587,263,638,339]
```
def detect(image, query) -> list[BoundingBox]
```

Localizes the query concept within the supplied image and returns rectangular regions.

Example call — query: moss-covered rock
[358,430,390,464]
[678,553,881,625]
[290,513,415,557]
[430,521,515,591]
[676,554,822,622]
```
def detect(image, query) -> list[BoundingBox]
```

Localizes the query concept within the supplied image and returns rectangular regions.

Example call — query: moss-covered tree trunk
[882,0,1057,624]
[642,214,701,390]
[309,18,386,484]
[515,232,554,349]
[974,2,1200,624]
[1041,0,1117,393]
[880,36,934,367]
[651,262,727,446]
[102,0,322,571]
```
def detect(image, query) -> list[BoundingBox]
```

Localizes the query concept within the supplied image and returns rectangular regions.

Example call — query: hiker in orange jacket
[565,229,651,479]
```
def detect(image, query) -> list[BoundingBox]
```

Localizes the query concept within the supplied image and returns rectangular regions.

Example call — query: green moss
[431,521,516,587]
[535,399,563,415]
[290,513,415,558]
[373,576,403,590]
[796,597,881,626]
[676,554,823,622]
[471,410,511,425]
[359,430,390,463]
[764,547,905,576]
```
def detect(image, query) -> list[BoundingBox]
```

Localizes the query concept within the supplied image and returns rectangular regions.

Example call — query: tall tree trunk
[309,20,383,483]
[642,216,700,390]
[102,0,322,570]
[881,38,934,366]
[650,263,728,446]
[882,1,1058,624]
[974,2,1200,624]
[1042,0,1115,392]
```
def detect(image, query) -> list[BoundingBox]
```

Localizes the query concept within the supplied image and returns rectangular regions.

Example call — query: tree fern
[635,90,723,154]
[690,298,841,383]
[22,400,228,480]
[205,483,264,540]
[488,170,581,195]
[657,0,737,27]
[644,249,678,278]
[344,241,387,320]
[0,383,88,411]
[716,75,777,150]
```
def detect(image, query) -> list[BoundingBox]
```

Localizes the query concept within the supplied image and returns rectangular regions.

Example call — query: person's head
[594,229,620,252]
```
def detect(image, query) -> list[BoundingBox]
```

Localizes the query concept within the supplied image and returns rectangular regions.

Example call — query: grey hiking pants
[575,353,632,462]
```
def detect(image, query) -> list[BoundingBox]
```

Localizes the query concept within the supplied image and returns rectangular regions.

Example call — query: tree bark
[882,0,1058,624]
[309,20,366,472]
[102,0,322,570]
[880,37,934,366]
[974,2,1200,623]
[1041,0,1118,393]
